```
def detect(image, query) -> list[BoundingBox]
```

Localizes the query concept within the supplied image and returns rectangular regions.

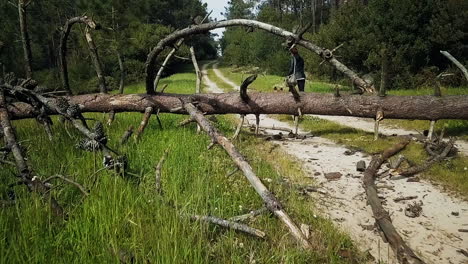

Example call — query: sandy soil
[202,62,468,264]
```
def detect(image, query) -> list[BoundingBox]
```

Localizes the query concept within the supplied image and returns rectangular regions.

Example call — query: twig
[399,139,454,177]
[154,149,169,194]
[44,175,89,196]
[232,115,245,139]
[228,207,268,222]
[107,110,115,126]
[189,214,266,239]
[440,50,468,82]
[134,107,153,141]
[393,196,418,203]
[120,125,134,145]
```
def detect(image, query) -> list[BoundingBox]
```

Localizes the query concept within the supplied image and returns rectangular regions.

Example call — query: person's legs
[297,80,305,92]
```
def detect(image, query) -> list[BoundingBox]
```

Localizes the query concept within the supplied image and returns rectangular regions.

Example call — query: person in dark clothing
[288,46,306,91]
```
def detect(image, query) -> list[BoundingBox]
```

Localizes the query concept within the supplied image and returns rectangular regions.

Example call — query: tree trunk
[59,16,98,95]
[7,92,468,121]
[85,27,107,94]
[18,0,33,78]
[145,19,374,94]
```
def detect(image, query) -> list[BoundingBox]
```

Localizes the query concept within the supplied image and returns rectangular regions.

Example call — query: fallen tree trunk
[183,102,311,249]
[363,139,425,264]
[8,92,468,121]
[145,19,374,94]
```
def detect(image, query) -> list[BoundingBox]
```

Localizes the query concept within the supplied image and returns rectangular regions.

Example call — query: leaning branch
[145,19,374,94]
[59,16,99,95]
[440,50,468,82]
[183,102,311,249]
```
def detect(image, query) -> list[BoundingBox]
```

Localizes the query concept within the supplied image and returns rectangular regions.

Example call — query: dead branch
[120,125,134,145]
[154,148,169,194]
[189,214,266,239]
[179,117,195,127]
[232,114,245,139]
[183,102,311,249]
[440,50,468,82]
[362,138,425,264]
[393,196,418,203]
[0,89,64,217]
[240,75,257,102]
[155,108,163,129]
[153,12,211,90]
[59,16,99,94]
[8,92,468,121]
[190,46,202,94]
[85,26,107,93]
[228,207,268,222]
[145,19,375,94]
[107,111,115,126]
[399,139,454,177]
[134,107,153,141]
[44,175,90,196]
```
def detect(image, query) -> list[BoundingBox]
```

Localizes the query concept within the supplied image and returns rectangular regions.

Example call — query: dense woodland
[221,0,468,89]
[0,0,218,93]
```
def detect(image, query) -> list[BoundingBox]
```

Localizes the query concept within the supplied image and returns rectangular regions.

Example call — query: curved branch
[145,19,374,94]
[59,16,99,95]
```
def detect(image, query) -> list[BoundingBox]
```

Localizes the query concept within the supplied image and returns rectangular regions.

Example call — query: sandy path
[202,62,468,264]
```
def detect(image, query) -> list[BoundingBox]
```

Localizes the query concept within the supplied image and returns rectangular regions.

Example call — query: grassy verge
[0,70,365,263]
[209,64,468,198]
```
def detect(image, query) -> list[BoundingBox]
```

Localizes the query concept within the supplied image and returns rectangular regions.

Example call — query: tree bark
[7,92,468,121]
[59,16,98,95]
[363,139,425,264]
[85,26,107,94]
[18,0,33,78]
[145,19,374,94]
[184,102,311,249]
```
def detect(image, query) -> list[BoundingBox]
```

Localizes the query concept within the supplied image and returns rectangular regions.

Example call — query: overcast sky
[200,0,229,39]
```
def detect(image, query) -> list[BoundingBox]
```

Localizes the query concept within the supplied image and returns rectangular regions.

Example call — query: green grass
[209,64,468,198]
[0,69,366,263]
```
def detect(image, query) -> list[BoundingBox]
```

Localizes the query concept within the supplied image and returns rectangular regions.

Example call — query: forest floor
[203,61,468,264]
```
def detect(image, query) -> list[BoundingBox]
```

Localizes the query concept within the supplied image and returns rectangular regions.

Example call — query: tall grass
[0,70,365,263]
